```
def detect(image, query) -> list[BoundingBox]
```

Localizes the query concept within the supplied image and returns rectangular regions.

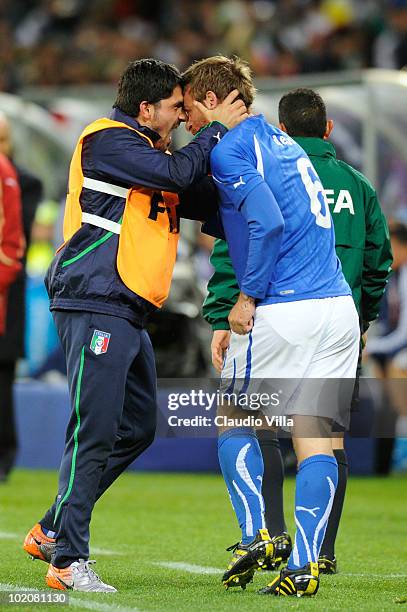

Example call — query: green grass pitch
[0,469,406,611]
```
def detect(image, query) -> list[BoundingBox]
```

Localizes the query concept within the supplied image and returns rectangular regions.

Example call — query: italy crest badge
[90,330,111,355]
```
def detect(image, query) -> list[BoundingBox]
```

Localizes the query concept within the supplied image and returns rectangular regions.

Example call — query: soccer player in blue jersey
[182,57,360,597]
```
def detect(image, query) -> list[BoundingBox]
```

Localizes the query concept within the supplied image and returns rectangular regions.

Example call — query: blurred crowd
[0,1,406,478]
[1,0,407,92]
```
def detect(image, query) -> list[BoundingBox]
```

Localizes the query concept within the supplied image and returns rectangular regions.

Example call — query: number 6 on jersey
[297,157,331,229]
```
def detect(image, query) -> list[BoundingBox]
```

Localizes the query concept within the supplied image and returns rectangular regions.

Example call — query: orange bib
[63,118,180,307]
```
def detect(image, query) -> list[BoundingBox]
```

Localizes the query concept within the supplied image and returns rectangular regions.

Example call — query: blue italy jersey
[210,115,350,304]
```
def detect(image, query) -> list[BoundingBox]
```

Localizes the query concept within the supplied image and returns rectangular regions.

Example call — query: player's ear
[324,119,334,139]
[279,122,288,134]
[204,90,218,109]
[138,101,153,122]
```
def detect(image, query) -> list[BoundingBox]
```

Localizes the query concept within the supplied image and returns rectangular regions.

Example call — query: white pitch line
[0,531,19,539]
[152,563,407,580]
[0,583,38,591]
[342,572,407,579]
[91,547,125,556]
[70,597,137,612]
[153,561,221,575]
[0,583,138,612]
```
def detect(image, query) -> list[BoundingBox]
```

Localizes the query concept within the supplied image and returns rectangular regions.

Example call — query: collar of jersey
[109,108,161,143]
[294,136,336,159]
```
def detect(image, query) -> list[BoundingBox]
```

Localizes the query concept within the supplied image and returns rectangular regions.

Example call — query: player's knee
[293,437,334,465]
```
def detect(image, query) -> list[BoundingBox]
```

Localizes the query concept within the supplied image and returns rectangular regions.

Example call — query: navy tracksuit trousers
[40,310,157,568]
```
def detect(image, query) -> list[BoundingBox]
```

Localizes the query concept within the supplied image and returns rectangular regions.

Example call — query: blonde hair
[182,55,256,107]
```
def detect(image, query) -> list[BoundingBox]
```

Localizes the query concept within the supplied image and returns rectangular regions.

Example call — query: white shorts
[220,296,360,428]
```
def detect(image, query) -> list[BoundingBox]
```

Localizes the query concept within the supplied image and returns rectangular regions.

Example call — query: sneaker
[222,528,274,590]
[258,562,320,597]
[262,532,292,571]
[46,559,117,592]
[318,555,337,574]
[23,523,56,563]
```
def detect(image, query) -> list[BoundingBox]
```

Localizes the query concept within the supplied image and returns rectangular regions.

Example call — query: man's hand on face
[193,89,248,130]
[211,329,231,372]
[228,292,255,335]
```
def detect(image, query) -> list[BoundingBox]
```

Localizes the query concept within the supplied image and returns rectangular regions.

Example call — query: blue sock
[218,427,265,544]
[287,454,338,570]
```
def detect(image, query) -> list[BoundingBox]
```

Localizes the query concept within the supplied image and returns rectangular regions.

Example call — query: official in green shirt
[202,88,392,573]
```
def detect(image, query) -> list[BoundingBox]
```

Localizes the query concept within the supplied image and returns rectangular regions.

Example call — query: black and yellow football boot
[318,555,337,574]
[258,562,320,597]
[222,528,274,590]
[262,532,292,571]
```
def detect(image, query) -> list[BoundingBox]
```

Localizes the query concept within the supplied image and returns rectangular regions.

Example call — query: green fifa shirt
[203,137,393,330]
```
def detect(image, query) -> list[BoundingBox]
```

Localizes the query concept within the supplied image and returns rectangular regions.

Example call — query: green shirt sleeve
[202,238,240,330]
[361,187,393,324]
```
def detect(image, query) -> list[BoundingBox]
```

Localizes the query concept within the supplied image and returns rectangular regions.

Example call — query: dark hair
[113,58,182,117]
[278,88,327,139]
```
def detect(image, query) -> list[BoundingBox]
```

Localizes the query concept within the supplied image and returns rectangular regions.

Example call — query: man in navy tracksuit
[22,59,247,592]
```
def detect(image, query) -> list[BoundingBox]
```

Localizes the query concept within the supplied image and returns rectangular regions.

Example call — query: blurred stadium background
[0,0,407,478]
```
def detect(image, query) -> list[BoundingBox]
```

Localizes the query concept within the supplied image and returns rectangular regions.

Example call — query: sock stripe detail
[232,479,253,537]
[293,537,299,567]
[295,515,312,564]
[312,476,336,562]
[236,443,266,531]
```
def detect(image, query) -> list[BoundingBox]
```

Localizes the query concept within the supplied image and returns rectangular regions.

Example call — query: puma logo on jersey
[233,176,246,189]
[213,131,221,143]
